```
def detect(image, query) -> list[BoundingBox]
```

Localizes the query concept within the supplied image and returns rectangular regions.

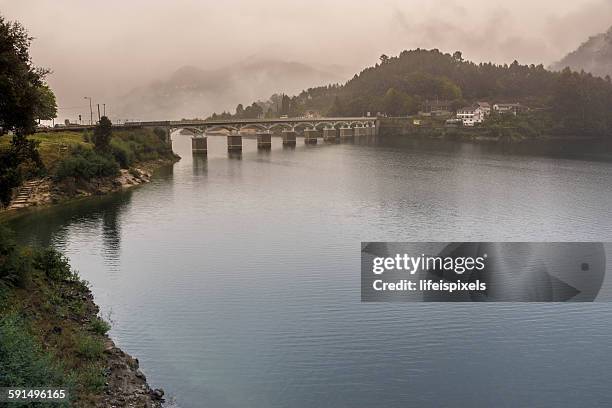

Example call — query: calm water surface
[8,135,612,408]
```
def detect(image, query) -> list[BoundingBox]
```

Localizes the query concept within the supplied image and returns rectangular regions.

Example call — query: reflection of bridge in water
[45,117,379,154]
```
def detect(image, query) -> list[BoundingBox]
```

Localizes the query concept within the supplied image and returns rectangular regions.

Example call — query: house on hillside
[493,103,528,115]
[456,103,490,127]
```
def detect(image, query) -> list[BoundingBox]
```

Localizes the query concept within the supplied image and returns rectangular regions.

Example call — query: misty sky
[2,0,611,120]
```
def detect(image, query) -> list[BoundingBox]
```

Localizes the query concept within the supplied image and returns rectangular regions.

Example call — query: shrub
[33,248,75,282]
[0,226,30,288]
[109,139,135,168]
[79,363,106,392]
[153,127,167,142]
[92,116,112,151]
[75,335,104,360]
[0,315,70,392]
[54,147,119,181]
[89,316,111,335]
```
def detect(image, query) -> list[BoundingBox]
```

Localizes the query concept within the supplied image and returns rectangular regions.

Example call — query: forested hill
[214,49,612,139]
[322,49,556,115]
[551,27,612,79]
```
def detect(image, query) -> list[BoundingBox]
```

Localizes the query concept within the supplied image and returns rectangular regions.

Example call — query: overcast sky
[2,0,611,119]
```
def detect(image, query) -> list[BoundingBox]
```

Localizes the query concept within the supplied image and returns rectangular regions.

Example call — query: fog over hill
[116,58,349,121]
[551,26,612,78]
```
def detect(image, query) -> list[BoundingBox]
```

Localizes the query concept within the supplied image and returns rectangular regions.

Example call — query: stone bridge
[43,117,379,154]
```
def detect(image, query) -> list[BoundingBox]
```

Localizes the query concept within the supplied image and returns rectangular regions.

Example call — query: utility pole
[97,104,101,122]
[84,96,93,125]
[103,104,106,117]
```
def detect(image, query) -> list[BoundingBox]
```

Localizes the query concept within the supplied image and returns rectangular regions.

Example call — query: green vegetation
[90,316,111,335]
[0,225,112,405]
[0,123,176,205]
[92,116,112,152]
[54,146,119,181]
[33,247,77,281]
[75,335,105,360]
[108,127,176,167]
[0,227,30,288]
[0,314,72,407]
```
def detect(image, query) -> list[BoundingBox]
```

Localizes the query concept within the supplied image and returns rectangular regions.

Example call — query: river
[7,134,612,408]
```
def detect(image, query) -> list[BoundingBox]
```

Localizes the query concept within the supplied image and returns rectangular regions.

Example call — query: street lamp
[83,96,93,125]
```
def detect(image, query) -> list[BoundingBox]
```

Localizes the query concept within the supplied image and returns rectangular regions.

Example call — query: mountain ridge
[551,26,612,78]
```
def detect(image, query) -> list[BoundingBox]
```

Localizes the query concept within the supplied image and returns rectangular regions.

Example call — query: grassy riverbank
[0,128,177,173]
[1,128,179,212]
[0,226,165,407]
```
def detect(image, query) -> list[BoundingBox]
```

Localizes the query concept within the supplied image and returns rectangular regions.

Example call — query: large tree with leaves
[0,15,56,206]
[0,15,57,135]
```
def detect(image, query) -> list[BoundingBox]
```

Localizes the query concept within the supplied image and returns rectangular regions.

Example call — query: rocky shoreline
[4,158,178,213]
[81,287,167,408]
[55,280,167,408]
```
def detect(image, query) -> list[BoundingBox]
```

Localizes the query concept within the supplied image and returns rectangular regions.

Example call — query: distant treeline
[212,49,612,139]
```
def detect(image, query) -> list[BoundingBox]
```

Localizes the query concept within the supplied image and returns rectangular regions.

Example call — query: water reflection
[192,155,208,176]
[9,189,133,264]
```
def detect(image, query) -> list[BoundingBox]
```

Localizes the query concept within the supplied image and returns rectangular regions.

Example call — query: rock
[135,369,147,381]
[150,388,164,400]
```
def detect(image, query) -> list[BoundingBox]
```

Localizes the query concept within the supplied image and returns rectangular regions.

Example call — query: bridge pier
[304,128,318,144]
[282,130,296,146]
[367,124,376,136]
[257,132,272,149]
[323,127,338,142]
[353,125,363,137]
[339,126,354,140]
[227,134,242,152]
[191,136,207,155]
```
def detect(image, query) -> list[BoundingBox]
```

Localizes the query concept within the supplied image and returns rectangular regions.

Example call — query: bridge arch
[238,123,270,132]
[292,122,316,131]
[205,125,238,133]
[311,122,330,130]
[268,123,294,132]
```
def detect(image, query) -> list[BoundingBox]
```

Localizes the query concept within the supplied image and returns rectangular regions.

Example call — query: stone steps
[7,179,44,210]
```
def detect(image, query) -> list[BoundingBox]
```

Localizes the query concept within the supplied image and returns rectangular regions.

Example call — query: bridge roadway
[43,117,377,133]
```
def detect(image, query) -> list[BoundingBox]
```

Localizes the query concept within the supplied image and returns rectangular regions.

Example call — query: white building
[456,103,490,127]
[493,103,527,115]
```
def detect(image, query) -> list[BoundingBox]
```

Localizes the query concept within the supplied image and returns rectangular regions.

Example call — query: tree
[92,116,112,151]
[381,88,412,116]
[280,94,291,116]
[328,96,345,116]
[32,85,57,121]
[0,15,56,135]
[235,104,244,118]
[379,54,389,64]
